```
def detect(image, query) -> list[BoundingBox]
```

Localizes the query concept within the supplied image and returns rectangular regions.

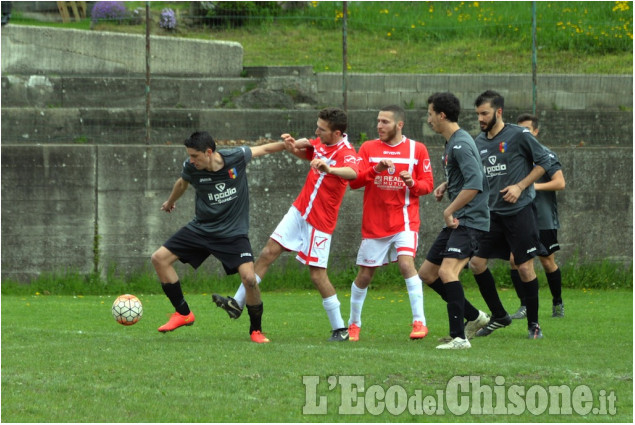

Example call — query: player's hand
[281,133,296,151]
[444,211,459,229]
[501,184,522,203]
[311,158,329,174]
[161,201,175,213]
[374,159,393,173]
[399,170,414,188]
[434,182,448,202]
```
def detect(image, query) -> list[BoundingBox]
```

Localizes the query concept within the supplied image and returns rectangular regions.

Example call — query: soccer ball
[112,294,143,326]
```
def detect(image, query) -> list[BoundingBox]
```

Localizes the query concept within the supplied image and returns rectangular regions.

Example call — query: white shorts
[271,206,332,268]
[356,231,418,267]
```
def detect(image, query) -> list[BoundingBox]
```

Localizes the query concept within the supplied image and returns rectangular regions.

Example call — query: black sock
[524,278,540,326]
[546,268,563,305]
[445,281,466,339]
[463,298,480,322]
[161,281,190,316]
[473,268,507,318]
[247,303,264,334]
[510,269,526,307]
[427,277,448,301]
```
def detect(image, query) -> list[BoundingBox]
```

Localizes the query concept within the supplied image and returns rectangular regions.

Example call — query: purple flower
[91,1,129,24]
[159,8,177,30]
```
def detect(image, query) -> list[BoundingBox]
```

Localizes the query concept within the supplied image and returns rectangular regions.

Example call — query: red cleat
[410,320,428,340]
[348,323,361,341]
[250,330,270,344]
[158,312,195,332]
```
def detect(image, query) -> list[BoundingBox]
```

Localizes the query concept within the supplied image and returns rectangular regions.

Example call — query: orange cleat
[410,320,428,340]
[348,323,361,341]
[158,312,195,332]
[250,330,270,344]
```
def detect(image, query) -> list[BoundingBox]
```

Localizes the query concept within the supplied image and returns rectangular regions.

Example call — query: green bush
[202,1,281,28]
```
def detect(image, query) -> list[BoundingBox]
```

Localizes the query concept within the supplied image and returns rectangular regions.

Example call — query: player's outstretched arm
[250,141,286,158]
[281,133,311,160]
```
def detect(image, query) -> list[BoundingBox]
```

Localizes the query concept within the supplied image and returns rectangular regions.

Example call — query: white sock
[405,275,425,325]
[348,282,368,327]
[234,274,261,309]
[322,294,345,330]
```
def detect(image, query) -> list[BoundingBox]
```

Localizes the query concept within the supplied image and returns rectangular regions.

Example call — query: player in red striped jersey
[346,105,434,341]
[213,108,359,341]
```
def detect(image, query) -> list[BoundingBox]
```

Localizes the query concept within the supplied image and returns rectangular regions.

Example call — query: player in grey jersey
[509,114,566,320]
[418,92,491,349]
[151,131,286,343]
[468,90,552,340]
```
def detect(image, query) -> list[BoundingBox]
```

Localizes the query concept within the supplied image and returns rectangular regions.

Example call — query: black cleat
[328,328,349,342]
[475,314,512,337]
[528,322,544,339]
[212,294,243,319]
[552,303,565,318]
[510,305,527,320]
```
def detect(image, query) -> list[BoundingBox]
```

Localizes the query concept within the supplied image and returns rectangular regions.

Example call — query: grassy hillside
[9,1,633,74]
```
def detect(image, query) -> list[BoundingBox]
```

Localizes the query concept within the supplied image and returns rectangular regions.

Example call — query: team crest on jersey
[499,142,507,153]
[215,183,226,192]
[344,155,358,165]
[228,168,238,179]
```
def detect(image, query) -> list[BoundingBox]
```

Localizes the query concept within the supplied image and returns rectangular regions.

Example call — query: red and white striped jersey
[350,136,433,238]
[292,136,359,234]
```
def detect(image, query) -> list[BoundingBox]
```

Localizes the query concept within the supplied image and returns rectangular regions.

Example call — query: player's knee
[539,256,557,272]
[243,276,258,289]
[469,258,486,274]
[438,267,454,283]
[150,250,164,268]
[418,270,434,285]
[517,261,536,280]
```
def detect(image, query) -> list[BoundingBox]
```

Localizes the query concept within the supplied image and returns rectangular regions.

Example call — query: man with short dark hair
[418,92,490,349]
[213,108,360,342]
[151,131,286,343]
[469,90,552,340]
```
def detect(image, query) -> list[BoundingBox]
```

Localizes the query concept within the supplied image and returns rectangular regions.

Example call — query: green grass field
[2,286,632,422]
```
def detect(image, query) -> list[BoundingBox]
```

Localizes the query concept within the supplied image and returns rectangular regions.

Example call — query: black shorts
[539,229,560,256]
[475,203,547,265]
[425,226,486,265]
[163,227,254,275]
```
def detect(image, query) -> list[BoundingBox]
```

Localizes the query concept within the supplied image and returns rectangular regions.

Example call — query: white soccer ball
[112,294,143,326]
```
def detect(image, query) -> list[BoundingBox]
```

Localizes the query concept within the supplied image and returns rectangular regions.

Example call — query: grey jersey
[443,129,490,232]
[475,124,551,216]
[534,148,561,230]
[181,146,253,237]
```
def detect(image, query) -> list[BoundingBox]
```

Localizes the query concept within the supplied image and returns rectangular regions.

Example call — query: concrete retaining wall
[2,105,631,148]
[1,144,631,283]
[0,25,243,76]
[2,71,632,146]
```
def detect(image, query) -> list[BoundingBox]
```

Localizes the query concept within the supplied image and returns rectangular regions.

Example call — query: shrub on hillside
[159,8,177,30]
[200,1,281,27]
[91,1,129,24]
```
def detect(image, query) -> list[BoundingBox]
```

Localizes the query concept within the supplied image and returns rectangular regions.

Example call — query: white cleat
[436,337,471,350]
